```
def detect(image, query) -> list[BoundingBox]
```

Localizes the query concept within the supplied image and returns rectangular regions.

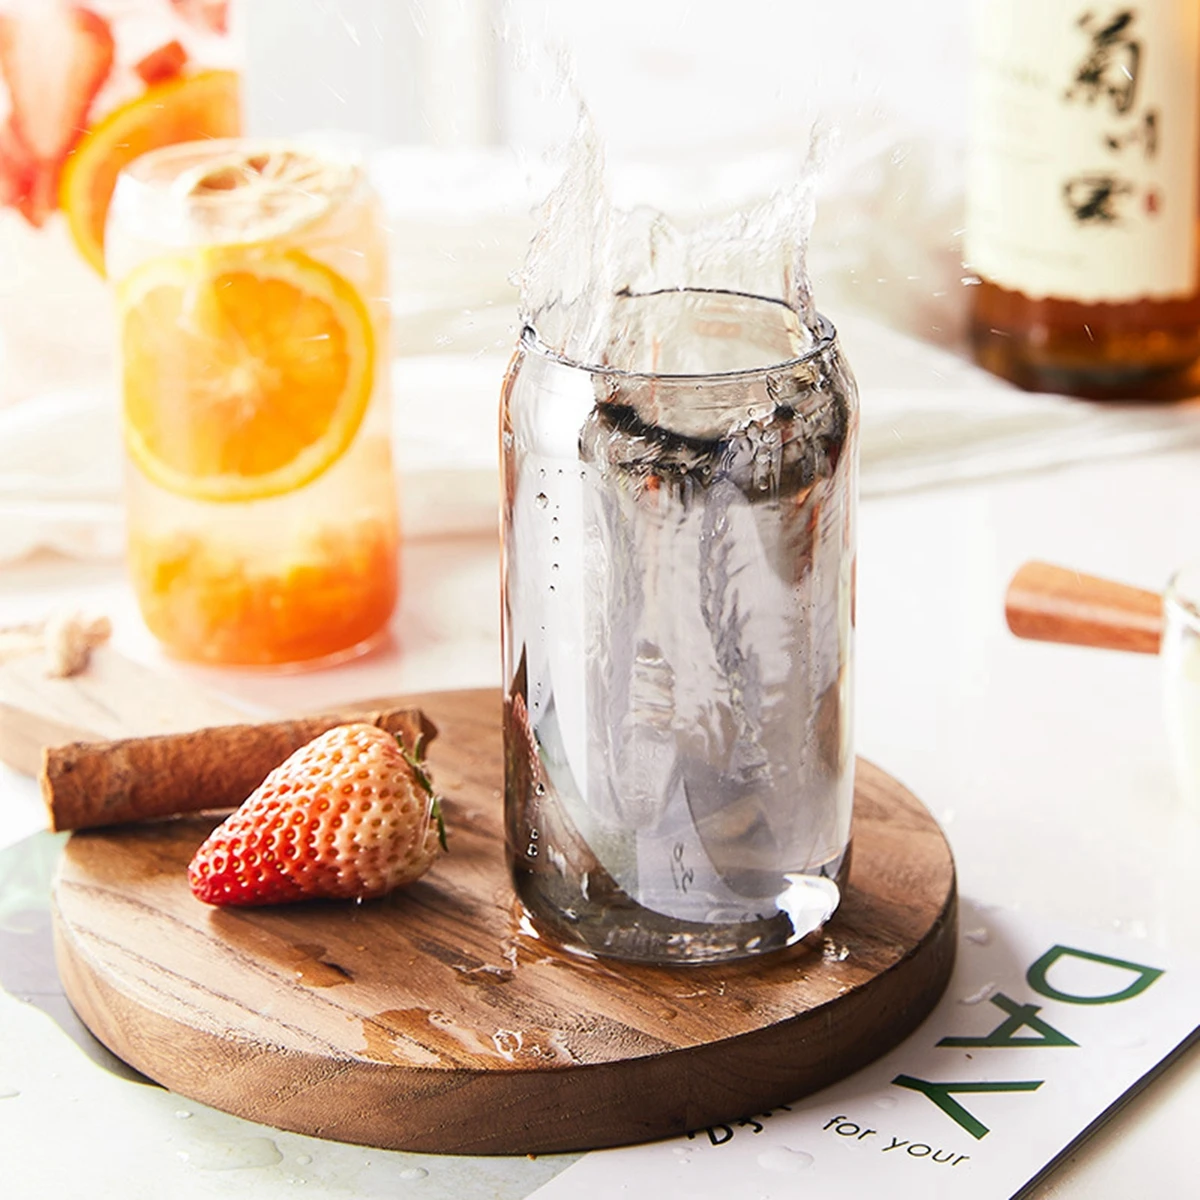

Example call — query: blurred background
[243,0,971,350]
[2,0,1198,563]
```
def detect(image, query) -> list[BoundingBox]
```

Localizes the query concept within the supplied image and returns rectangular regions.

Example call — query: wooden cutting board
[6,653,957,1155]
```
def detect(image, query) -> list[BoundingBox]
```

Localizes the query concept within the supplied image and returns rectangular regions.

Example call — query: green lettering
[937,993,1077,1048]
[1027,945,1164,1006]
[891,1075,1043,1139]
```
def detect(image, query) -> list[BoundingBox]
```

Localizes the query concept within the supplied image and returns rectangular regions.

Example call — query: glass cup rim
[115,136,365,205]
[520,289,837,383]
[1165,563,1200,628]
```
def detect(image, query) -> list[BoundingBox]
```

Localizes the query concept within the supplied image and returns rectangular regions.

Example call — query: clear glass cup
[1164,565,1200,809]
[501,289,859,964]
[107,139,399,667]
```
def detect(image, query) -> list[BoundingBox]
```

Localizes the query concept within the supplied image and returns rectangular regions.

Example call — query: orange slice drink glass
[107,140,399,667]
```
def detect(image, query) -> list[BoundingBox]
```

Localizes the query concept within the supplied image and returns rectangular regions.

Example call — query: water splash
[517,109,828,371]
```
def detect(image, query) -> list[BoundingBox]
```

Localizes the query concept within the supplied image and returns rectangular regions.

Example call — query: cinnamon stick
[41,707,437,832]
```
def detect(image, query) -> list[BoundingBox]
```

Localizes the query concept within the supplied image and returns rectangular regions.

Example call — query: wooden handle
[1005,561,1164,654]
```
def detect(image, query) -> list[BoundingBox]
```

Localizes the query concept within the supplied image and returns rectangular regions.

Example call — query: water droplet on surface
[182,1137,283,1171]
[493,1029,524,1058]
[534,783,546,796]
[535,492,548,508]
[399,1166,429,1180]
[958,982,996,1006]
[0,1086,19,1100]
[757,1147,814,1173]
[875,1094,899,1109]
[174,1109,192,1119]
[296,1154,312,1165]
[964,927,990,945]
[822,937,850,961]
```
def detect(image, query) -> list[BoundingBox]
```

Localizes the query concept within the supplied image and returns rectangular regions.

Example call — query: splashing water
[517,109,827,369]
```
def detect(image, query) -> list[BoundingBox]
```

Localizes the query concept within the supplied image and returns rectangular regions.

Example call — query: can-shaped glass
[107,139,399,667]
[501,289,858,964]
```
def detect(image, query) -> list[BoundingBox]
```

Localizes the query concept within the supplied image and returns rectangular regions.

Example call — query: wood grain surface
[0,645,246,777]
[1006,560,1164,654]
[53,687,957,1155]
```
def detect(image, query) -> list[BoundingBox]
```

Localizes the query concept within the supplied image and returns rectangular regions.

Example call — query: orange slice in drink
[60,69,241,274]
[119,246,375,503]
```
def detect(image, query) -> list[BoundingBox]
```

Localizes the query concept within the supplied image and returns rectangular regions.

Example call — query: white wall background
[244,0,979,344]
[246,0,974,155]
[497,0,973,158]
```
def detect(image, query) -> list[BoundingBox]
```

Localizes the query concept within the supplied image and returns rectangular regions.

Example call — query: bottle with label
[966,3,1200,398]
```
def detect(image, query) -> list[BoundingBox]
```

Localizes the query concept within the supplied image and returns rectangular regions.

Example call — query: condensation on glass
[501,289,859,964]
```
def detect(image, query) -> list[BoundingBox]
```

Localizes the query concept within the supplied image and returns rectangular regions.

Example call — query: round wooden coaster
[52,688,957,1155]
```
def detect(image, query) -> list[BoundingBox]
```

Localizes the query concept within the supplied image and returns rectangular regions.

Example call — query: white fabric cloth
[0,390,124,563]
[5,334,1200,565]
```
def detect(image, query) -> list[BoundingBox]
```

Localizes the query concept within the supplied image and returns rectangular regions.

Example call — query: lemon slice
[176,145,359,244]
[119,246,375,503]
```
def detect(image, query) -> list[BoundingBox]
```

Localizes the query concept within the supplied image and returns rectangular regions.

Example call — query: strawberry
[135,39,189,87]
[0,4,114,226]
[188,724,447,907]
[169,0,230,35]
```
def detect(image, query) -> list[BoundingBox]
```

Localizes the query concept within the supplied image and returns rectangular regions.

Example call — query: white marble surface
[2,434,1199,1197]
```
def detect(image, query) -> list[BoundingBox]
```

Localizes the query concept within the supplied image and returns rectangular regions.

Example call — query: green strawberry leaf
[397,739,434,796]
[395,735,447,851]
[431,796,448,853]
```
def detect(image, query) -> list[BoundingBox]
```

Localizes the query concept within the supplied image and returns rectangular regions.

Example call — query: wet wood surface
[53,687,957,1155]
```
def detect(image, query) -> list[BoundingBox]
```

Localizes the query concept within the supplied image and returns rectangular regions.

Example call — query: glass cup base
[157,625,392,675]
[512,846,850,967]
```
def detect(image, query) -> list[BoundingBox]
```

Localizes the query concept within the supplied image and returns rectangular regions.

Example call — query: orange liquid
[130,514,398,667]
